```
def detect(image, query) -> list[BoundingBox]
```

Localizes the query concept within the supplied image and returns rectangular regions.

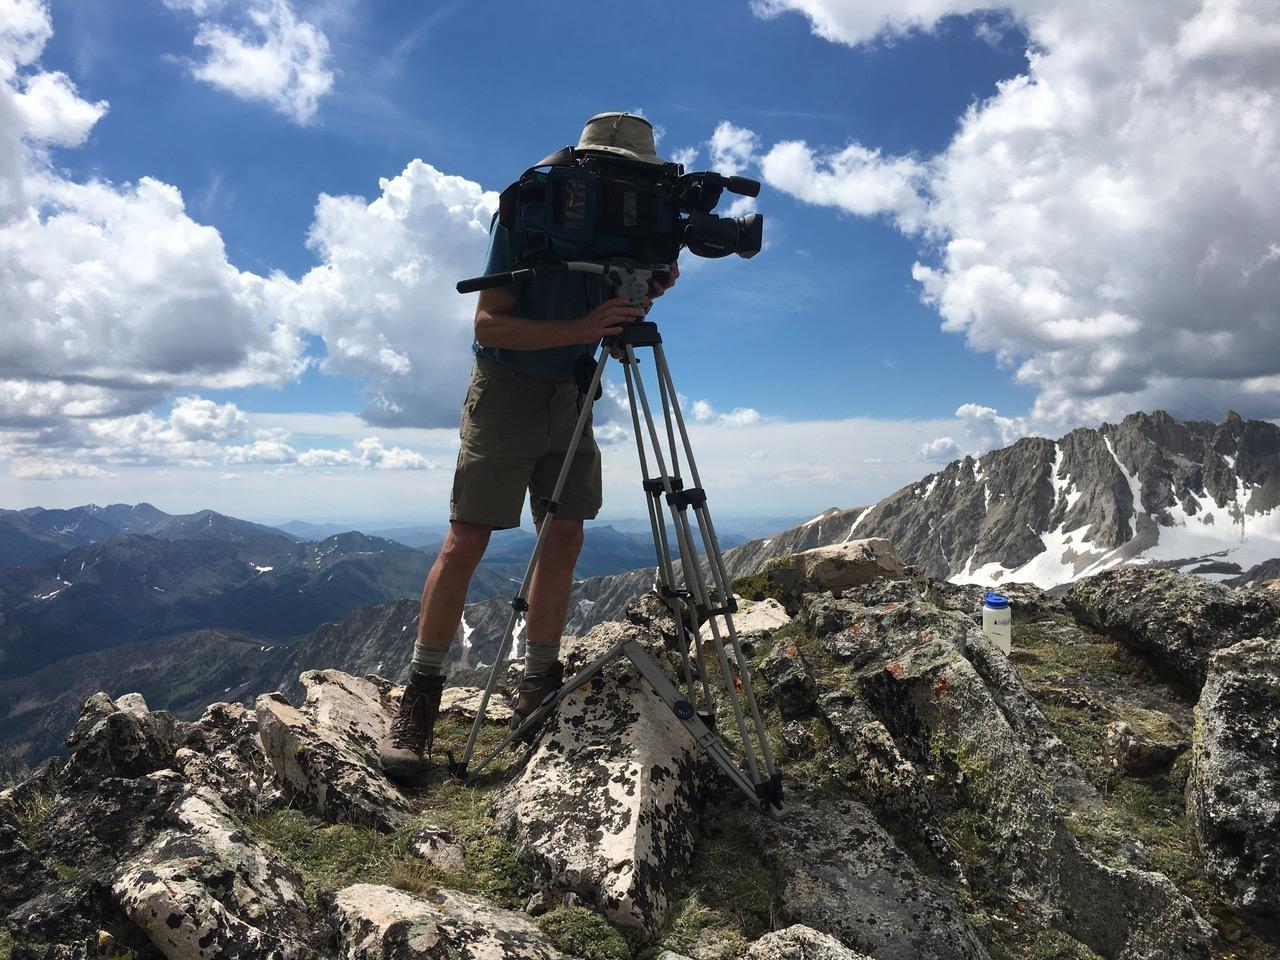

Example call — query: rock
[1066,566,1278,689]
[407,825,467,874]
[812,686,961,877]
[802,583,1216,960]
[176,700,285,818]
[0,756,63,818]
[748,795,987,960]
[28,770,315,959]
[758,538,907,605]
[58,692,176,791]
[256,669,411,831]
[1105,720,1186,776]
[112,785,315,959]
[323,883,565,959]
[112,691,149,717]
[700,595,792,647]
[756,634,817,717]
[1,804,54,913]
[924,579,1063,623]
[1187,636,1280,931]
[5,877,152,959]
[490,619,699,935]
[440,684,515,724]
[746,924,874,960]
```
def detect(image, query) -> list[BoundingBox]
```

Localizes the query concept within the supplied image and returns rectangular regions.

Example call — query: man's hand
[577,298,644,341]
[647,261,680,305]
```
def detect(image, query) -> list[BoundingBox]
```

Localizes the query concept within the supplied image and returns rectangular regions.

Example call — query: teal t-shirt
[471,215,603,381]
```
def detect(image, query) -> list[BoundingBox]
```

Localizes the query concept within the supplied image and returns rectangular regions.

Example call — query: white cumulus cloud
[164,0,334,124]
[746,0,1280,429]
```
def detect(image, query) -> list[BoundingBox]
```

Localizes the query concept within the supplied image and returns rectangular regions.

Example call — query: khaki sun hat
[576,112,667,165]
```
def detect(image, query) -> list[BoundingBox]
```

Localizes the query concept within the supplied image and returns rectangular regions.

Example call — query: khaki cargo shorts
[450,356,603,530]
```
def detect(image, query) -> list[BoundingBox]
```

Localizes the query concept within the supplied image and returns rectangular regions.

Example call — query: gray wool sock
[409,641,449,680]
[524,639,561,677]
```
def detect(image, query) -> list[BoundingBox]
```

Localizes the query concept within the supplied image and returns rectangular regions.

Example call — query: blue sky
[2,0,1277,525]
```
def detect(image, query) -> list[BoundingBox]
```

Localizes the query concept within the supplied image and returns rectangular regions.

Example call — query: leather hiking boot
[379,672,445,785]
[510,659,565,738]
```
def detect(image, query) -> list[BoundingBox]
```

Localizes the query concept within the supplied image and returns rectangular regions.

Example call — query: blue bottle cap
[984,591,1009,609]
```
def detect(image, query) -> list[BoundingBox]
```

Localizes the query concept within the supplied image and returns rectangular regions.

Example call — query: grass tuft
[537,906,631,960]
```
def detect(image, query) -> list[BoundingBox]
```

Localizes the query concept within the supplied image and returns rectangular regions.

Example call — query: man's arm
[474,289,644,351]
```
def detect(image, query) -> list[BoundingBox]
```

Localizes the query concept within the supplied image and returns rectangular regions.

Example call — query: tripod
[450,259,784,815]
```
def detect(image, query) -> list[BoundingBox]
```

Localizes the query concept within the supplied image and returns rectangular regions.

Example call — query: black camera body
[498,149,763,266]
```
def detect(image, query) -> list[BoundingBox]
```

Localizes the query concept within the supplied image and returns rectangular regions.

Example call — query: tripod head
[457,256,671,313]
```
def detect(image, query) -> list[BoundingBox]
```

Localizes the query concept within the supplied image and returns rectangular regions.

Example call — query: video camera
[457,148,763,294]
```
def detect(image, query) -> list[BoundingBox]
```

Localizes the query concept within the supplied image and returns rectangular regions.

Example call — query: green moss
[1028,930,1103,960]
[250,810,420,906]
[537,907,631,960]
[48,860,83,881]
[13,789,54,849]
[0,926,12,960]
[249,769,532,910]
[654,804,779,956]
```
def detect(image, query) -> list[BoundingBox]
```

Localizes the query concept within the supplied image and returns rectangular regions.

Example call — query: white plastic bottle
[982,591,1012,654]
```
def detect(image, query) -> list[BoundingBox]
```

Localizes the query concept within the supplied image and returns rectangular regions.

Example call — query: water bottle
[982,591,1012,654]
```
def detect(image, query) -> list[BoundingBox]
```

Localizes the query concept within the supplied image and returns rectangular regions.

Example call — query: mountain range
[3,409,1278,772]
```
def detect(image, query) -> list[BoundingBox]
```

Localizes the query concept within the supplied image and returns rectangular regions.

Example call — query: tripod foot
[443,750,467,781]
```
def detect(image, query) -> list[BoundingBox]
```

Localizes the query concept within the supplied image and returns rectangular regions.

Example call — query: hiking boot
[379,672,445,785]
[510,660,565,738]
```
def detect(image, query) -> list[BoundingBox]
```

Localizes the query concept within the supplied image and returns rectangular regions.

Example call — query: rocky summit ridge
[2,541,1277,960]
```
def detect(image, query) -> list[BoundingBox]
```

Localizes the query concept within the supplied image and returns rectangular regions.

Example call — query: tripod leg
[649,347,718,720]
[466,638,626,778]
[620,358,697,700]
[651,345,781,782]
[623,344,764,787]
[452,348,613,778]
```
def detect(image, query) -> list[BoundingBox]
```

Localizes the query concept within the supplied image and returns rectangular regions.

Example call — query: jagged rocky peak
[3,557,1277,958]
[850,410,1280,587]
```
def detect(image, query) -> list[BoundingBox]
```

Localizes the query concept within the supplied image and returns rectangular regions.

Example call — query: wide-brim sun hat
[576,112,667,165]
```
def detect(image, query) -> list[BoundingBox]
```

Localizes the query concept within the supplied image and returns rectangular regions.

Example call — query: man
[379,112,680,784]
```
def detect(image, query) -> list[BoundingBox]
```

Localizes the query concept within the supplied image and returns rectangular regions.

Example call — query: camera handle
[456,258,670,308]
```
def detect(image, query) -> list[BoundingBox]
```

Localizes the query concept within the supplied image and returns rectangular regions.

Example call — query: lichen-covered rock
[322,883,565,959]
[701,596,792,647]
[1187,636,1280,931]
[256,669,410,831]
[747,796,989,960]
[745,924,874,960]
[113,787,314,960]
[406,825,466,874]
[924,579,1062,622]
[5,876,154,960]
[1066,566,1278,689]
[176,700,285,818]
[802,582,1216,960]
[756,634,817,717]
[57,692,176,790]
[490,619,699,935]
[1,805,54,913]
[29,770,315,959]
[438,685,515,724]
[1105,720,1186,776]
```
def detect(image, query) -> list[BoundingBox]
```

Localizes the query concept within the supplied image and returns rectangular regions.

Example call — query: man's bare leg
[411,520,493,670]
[381,520,492,782]
[526,516,584,649]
